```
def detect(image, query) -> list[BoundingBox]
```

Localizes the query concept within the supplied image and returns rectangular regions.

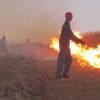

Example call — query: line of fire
[49,31,100,69]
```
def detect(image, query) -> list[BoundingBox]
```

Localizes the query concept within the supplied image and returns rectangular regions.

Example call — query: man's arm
[68,24,84,44]
[70,33,84,44]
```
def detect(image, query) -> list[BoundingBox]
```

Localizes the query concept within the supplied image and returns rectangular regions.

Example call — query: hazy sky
[0,0,100,44]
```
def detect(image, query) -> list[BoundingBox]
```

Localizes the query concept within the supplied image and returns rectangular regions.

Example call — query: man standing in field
[56,12,85,79]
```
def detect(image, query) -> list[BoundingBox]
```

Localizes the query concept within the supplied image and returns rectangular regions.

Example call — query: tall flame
[49,31,100,68]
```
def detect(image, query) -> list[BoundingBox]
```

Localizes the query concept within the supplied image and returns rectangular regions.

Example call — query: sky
[0,0,100,44]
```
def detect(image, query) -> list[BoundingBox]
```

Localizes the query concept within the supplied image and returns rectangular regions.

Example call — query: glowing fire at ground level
[49,32,100,69]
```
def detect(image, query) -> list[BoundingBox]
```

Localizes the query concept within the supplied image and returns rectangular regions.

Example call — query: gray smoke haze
[0,0,100,44]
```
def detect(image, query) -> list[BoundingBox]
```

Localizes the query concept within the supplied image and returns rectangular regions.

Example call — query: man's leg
[56,52,65,79]
[63,49,72,77]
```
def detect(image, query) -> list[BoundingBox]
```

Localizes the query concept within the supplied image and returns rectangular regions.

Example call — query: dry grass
[0,57,100,100]
[0,58,100,100]
[0,32,100,100]
[0,57,49,100]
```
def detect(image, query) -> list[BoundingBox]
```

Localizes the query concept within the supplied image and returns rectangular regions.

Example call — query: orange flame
[49,31,100,68]
[49,36,59,52]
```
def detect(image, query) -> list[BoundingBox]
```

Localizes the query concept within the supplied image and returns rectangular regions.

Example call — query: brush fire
[49,31,100,69]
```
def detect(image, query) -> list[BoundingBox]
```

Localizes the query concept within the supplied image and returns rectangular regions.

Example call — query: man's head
[65,12,73,22]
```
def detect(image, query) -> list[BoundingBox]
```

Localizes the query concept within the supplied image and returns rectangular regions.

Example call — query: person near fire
[56,11,85,79]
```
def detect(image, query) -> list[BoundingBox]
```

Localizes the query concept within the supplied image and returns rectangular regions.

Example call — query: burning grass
[49,32,100,69]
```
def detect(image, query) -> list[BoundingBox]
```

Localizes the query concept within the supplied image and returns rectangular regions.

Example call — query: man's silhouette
[56,12,84,79]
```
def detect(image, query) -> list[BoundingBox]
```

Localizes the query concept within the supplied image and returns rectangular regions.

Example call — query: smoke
[0,0,63,44]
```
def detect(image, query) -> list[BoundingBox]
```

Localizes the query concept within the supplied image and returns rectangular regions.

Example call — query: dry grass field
[0,33,100,100]
[0,57,100,100]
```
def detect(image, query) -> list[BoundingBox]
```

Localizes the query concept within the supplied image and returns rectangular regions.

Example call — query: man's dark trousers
[56,43,72,78]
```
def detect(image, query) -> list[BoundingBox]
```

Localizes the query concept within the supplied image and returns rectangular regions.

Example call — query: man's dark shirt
[59,21,82,47]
